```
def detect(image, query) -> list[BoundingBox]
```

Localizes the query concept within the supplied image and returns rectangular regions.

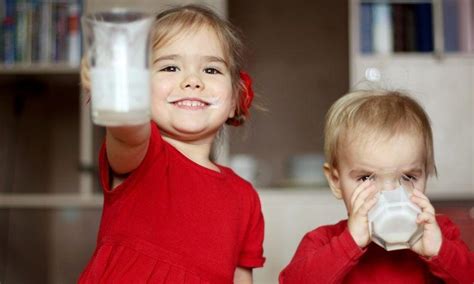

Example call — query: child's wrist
[426,240,442,258]
[348,226,368,248]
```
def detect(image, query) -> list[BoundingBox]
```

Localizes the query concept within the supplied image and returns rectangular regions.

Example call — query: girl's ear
[324,163,343,199]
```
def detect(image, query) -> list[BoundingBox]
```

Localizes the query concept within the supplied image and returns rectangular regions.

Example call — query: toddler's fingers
[357,195,378,217]
[416,211,436,225]
[350,180,373,205]
[352,184,378,214]
[411,189,429,201]
[411,191,435,215]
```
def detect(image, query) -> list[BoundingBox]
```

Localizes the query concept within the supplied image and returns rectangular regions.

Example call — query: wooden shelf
[360,0,432,3]
[0,193,102,208]
[0,63,79,75]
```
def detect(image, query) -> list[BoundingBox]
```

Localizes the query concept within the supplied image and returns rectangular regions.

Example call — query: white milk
[368,186,423,250]
[374,209,417,243]
[90,67,151,126]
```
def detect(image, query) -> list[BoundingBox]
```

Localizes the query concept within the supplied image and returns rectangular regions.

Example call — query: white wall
[254,189,347,284]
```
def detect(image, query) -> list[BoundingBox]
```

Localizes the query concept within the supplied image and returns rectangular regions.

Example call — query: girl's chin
[169,123,218,136]
[154,116,226,137]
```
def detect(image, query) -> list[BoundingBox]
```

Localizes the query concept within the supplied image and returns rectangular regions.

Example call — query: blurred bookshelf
[356,0,473,56]
[0,0,82,70]
[0,0,89,210]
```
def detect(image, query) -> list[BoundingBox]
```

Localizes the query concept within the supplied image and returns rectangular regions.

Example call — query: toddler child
[279,90,474,283]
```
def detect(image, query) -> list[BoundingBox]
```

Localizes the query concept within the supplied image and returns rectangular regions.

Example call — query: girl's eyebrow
[153,54,179,64]
[203,55,228,66]
[153,54,228,66]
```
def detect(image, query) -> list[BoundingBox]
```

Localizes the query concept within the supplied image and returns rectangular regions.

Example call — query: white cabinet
[254,189,346,284]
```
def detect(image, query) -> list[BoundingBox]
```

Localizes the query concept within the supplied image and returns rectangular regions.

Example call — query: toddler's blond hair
[324,90,437,176]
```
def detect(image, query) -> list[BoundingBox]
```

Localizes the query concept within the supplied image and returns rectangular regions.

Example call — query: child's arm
[409,189,442,257]
[106,124,150,175]
[346,180,378,247]
[279,224,366,284]
[410,190,474,283]
[81,58,151,176]
[280,181,376,283]
[234,267,253,284]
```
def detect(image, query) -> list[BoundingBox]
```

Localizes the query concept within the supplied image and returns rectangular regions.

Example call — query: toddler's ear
[324,163,343,199]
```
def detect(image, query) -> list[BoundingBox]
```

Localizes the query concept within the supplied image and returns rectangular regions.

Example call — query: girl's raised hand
[347,180,379,248]
[409,189,442,257]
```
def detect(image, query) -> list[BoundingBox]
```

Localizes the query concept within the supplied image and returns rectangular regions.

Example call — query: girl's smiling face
[151,26,235,143]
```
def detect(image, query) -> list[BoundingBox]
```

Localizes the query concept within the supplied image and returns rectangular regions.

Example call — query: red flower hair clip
[228,71,255,126]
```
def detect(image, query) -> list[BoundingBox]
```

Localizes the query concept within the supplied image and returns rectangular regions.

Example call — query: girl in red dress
[79,5,265,283]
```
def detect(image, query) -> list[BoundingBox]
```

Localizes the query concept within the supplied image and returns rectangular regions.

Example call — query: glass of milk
[367,170,423,251]
[82,10,154,126]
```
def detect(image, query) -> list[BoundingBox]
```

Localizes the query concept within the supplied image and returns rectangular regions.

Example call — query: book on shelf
[443,0,460,51]
[360,3,373,54]
[1,0,83,66]
[67,2,80,66]
[391,3,433,52]
[414,3,433,52]
[392,3,419,52]
[442,0,473,53]
[373,3,393,54]
[39,0,52,63]
[458,0,472,52]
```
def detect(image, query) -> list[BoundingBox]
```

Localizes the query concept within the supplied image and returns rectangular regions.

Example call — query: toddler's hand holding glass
[347,179,379,248]
[367,171,424,251]
[409,189,442,257]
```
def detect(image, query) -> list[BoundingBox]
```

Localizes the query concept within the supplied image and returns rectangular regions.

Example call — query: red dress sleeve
[237,188,266,268]
[279,221,365,284]
[424,215,474,284]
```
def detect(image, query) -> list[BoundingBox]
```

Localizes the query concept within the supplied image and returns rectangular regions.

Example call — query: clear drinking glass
[82,10,154,126]
[367,171,423,251]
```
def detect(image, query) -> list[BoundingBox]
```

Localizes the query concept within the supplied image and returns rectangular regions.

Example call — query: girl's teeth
[177,100,206,107]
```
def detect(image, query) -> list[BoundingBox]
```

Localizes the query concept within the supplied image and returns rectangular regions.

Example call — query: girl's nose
[181,74,203,90]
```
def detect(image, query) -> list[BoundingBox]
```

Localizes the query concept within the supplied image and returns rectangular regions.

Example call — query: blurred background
[0,0,473,283]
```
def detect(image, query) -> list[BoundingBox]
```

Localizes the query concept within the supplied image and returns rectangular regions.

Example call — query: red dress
[79,123,265,283]
[279,215,474,283]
